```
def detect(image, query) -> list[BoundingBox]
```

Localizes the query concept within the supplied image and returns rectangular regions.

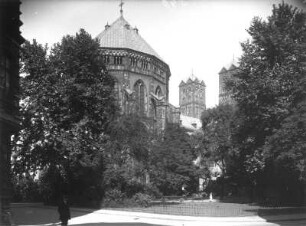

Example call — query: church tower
[218,62,239,105]
[179,74,206,119]
[96,3,171,130]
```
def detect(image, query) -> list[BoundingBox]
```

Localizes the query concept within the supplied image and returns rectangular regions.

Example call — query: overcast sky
[21,0,306,108]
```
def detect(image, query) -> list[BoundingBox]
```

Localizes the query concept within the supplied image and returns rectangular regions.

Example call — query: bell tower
[179,73,206,119]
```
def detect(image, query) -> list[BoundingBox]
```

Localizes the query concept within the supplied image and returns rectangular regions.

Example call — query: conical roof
[96,16,162,61]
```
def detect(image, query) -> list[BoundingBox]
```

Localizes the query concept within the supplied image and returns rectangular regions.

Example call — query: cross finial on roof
[119,0,124,16]
[191,69,195,80]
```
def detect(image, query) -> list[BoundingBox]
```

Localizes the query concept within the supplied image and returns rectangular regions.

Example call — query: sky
[21,0,306,108]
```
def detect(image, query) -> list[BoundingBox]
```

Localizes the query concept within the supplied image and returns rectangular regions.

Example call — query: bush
[132,193,152,207]
[38,167,63,205]
[101,190,153,208]
[12,176,42,202]
[124,180,144,198]
[103,189,126,206]
[143,184,162,199]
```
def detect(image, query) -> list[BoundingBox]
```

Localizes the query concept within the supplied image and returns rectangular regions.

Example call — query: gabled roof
[228,64,237,71]
[179,81,186,87]
[187,78,193,84]
[219,67,227,74]
[181,76,205,86]
[96,16,162,61]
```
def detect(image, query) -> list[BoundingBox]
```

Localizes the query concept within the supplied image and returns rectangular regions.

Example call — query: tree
[103,114,152,197]
[13,29,118,206]
[201,104,238,198]
[262,99,306,204]
[228,3,306,203]
[150,124,199,195]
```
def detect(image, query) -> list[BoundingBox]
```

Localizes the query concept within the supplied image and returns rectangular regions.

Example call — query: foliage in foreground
[13,29,117,206]
[12,37,201,205]
[201,104,238,198]
[202,2,306,204]
[150,124,200,195]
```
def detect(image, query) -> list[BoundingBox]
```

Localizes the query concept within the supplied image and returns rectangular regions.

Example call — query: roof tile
[96,16,162,60]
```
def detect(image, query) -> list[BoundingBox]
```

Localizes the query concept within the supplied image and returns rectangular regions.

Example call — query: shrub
[132,193,152,207]
[124,180,144,198]
[143,184,162,199]
[103,189,126,205]
[38,167,63,205]
[12,176,42,202]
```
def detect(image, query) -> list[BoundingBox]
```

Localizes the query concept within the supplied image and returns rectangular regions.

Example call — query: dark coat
[58,200,71,221]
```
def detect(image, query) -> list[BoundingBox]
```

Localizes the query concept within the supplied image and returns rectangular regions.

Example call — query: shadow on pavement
[72,224,166,226]
[12,205,95,225]
[257,207,306,226]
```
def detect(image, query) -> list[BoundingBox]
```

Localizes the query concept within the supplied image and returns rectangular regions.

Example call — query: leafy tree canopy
[13,29,118,181]
[201,104,237,176]
[150,124,199,195]
[227,2,306,198]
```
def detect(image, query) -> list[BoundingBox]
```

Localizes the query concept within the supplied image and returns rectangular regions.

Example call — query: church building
[218,62,239,105]
[96,8,178,130]
[179,74,206,120]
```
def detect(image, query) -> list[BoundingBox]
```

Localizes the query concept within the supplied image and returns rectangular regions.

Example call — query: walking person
[58,195,71,226]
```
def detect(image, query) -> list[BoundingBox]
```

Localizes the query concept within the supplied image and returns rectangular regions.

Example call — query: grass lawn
[104,201,306,217]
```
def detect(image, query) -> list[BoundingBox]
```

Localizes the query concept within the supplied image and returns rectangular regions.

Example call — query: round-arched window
[155,86,162,97]
[134,80,146,115]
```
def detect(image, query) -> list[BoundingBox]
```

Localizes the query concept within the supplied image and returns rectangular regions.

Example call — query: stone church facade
[96,14,179,130]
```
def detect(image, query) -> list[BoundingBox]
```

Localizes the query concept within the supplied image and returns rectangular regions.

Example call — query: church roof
[179,81,186,87]
[187,78,193,84]
[228,64,237,71]
[96,16,162,61]
[219,67,227,74]
[181,76,205,87]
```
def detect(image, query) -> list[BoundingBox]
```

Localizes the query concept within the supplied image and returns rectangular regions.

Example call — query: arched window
[114,56,122,65]
[155,86,162,97]
[134,80,146,115]
[150,98,157,119]
[123,92,129,114]
[131,57,137,67]
[113,79,120,100]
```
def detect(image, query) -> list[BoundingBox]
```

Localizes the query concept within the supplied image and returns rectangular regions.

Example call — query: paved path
[11,204,306,226]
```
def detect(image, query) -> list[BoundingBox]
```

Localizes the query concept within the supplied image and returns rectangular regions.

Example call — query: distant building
[180,114,202,132]
[0,0,24,224]
[179,75,206,120]
[96,11,176,131]
[218,63,239,105]
[178,74,205,192]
